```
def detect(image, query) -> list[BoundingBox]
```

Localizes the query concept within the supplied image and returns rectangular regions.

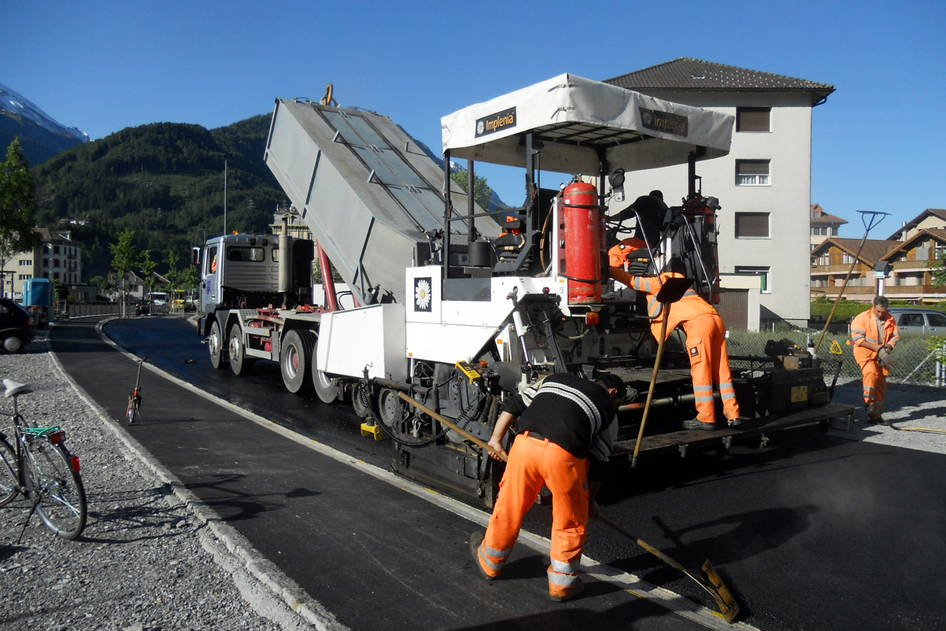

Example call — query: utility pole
[223,159,228,236]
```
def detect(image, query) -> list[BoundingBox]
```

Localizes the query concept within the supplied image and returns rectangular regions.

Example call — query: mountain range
[4,84,504,282]
[1,82,88,164]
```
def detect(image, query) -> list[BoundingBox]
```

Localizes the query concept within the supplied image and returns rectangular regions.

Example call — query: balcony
[810,263,869,274]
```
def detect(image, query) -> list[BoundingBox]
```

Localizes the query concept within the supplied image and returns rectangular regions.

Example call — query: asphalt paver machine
[197,74,855,504]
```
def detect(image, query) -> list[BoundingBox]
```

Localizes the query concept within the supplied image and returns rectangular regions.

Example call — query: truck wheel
[311,337,341,404]
[2,335,23,354]
[280,330,312,394]
[208,320,227,369]
[228,324,254,376]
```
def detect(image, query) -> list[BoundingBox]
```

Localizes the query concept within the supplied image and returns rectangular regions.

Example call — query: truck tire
[228,323,254,376]
[280,329,312,394]
[311,336,341,404]
[208,320,227,369]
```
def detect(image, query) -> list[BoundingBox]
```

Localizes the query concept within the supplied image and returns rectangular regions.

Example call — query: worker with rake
[470,372,626,602]
[850,295,900,424]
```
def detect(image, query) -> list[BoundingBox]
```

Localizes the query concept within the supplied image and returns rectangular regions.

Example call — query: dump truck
[196,74,855,503]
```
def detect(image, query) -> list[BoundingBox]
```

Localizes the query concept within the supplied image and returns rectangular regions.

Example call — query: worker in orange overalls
[470,372,625,602]
[850,295,900,424]
[609,241,744,430]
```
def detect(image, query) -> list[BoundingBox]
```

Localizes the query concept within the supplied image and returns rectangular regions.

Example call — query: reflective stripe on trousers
[548,557,581,591]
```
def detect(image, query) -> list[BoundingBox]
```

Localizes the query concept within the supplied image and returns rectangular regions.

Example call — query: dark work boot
[682,418,719,431]
[469,531,495,581]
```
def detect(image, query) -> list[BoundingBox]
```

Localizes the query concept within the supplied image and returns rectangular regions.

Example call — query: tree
[110,230,139,317]
[89,274,114,301]
[139,249,158,299]
[0,139,40,297]
[165,248,181,290]
[932,250,946,288]
[450,169,495,211]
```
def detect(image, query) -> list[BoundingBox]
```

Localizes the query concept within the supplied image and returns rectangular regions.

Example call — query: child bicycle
[0,378,87,540]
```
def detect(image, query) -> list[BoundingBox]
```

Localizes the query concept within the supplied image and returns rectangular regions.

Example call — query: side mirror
[191,247,201,266]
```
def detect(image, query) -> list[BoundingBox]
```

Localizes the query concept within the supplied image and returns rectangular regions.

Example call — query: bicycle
[0,378,87,541]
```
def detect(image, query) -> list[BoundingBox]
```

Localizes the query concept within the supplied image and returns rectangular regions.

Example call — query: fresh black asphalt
[51,316,946,630]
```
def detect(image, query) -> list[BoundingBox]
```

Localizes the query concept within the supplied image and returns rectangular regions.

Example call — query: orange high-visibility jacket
[850,307,900,365]
[610,268,716,340]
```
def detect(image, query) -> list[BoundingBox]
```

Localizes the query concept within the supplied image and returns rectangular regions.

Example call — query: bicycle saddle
[2,379,32,398]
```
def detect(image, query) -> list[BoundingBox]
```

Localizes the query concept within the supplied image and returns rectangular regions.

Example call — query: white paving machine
[196,74,854,503]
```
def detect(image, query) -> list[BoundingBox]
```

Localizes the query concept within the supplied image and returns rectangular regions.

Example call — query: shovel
[598,515,740,622]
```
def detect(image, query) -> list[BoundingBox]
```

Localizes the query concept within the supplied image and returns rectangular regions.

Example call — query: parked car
[0,298,35,353]
[888,307,946,336]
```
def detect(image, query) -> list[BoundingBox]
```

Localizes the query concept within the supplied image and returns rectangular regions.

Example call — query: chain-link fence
[726,328,946,387]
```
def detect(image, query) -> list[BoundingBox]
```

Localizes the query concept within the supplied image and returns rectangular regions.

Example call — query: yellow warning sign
[830,340,844,355]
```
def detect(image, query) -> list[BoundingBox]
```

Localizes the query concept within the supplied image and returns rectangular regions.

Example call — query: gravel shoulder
[829,381,946,455]
[0,331,304,631]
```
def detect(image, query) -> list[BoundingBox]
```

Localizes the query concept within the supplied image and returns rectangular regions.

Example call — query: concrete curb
[47,318,345,630]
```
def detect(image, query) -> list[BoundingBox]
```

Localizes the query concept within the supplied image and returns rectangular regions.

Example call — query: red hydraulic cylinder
[562,180,602,304]
[317,243,339,311]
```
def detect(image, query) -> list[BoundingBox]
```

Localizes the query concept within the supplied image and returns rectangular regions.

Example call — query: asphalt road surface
[51,316,946,630]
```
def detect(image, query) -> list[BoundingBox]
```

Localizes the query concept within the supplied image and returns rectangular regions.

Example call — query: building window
[735,159,770,186]
[735,212,769,238]
[841,253,854,265]
[934,244,946,260]
[18,259,31,265]
[18,274,31,280]
[736,107,771,132]
[735,265,771,293]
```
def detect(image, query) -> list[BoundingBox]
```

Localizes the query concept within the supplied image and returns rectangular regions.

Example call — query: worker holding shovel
[470,372,627,602]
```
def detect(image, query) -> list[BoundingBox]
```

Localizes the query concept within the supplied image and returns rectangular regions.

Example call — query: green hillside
[32,115,285,278]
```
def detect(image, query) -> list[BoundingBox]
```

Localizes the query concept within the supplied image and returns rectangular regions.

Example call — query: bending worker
[470,372,626,602]
[850,295,900,424]
[609,244,744,431]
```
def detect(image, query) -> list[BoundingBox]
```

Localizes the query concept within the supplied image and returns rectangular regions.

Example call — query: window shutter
[737,107,771,132]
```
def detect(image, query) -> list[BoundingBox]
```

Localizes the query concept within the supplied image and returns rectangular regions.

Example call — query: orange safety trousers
[858,359,887,411]
[477,433,589,598]
[685,313,741,424]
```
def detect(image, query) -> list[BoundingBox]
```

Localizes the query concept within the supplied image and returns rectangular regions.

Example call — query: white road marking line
[95,319,756,631]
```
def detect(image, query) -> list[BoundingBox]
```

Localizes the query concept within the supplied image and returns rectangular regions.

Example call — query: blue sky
[3,0,944,239]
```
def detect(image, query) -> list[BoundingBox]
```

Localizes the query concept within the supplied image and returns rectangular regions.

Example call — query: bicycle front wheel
[0,436,19,507]
[24,440,87,539]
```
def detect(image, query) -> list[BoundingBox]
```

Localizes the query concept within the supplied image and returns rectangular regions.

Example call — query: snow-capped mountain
[0,82,88,143]
[1,82,89,165]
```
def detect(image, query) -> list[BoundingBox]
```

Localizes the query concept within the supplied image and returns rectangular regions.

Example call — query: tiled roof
[883,228,946,259]
[886,208,946,240]
[605,57,834,104]
[814,237,900,265]
[810,204,848,225]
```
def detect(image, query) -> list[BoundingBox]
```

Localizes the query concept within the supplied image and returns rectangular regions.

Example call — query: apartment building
[605,58,834,328]
[0,228,83,300]
[810,204,847,250]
